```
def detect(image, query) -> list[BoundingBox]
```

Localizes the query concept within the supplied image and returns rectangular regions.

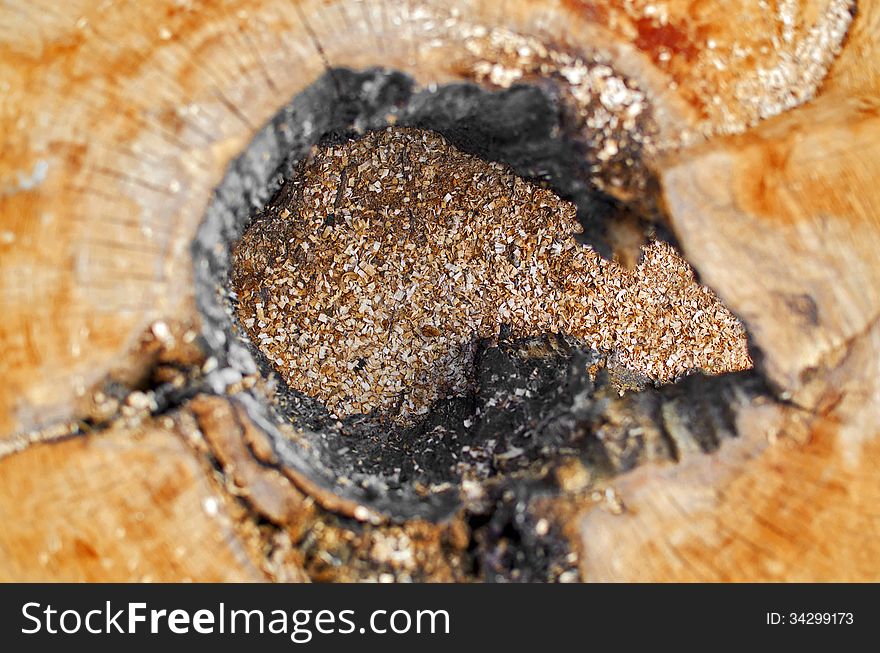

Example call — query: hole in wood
[194,68,765,522]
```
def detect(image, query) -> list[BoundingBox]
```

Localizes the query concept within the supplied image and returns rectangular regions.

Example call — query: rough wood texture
[0,416,268,581]
[585,0,880,581]
[0,0,877,581]
[579,373,880,581]
[0,0,853,437]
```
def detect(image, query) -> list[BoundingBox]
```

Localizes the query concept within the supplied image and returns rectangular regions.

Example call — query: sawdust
[232,127,751,422]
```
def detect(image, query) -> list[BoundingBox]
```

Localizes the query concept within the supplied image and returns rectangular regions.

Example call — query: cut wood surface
[0,415,268,581]
[602,0,880,581]
[0,0,877,581]
[579,339,880,581]
[0,0,855,437]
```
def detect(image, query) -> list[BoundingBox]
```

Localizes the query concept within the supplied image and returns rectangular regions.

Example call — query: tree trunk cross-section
[1,0,878,581]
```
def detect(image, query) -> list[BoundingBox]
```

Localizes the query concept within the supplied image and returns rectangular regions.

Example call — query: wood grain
[575,0,880,581]
[0,416,268,581]
[0,0,875,581]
